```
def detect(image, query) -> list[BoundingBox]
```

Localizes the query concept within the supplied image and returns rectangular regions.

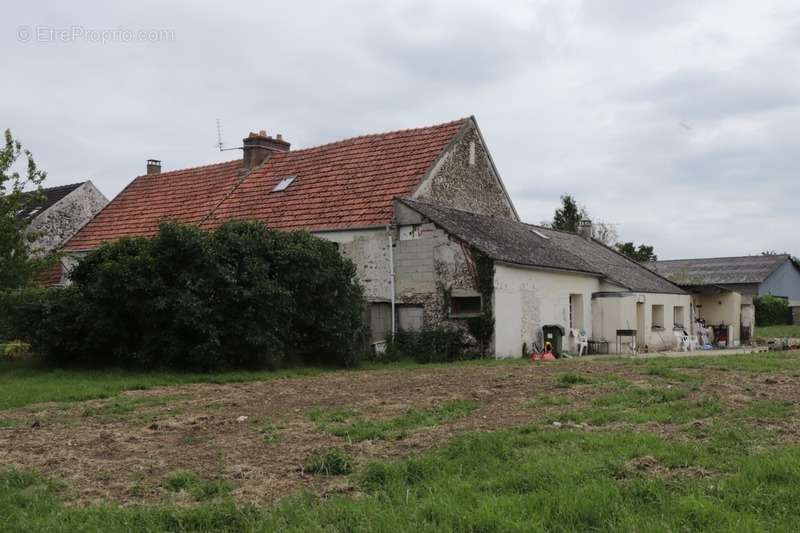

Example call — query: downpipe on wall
[387,225,396,340]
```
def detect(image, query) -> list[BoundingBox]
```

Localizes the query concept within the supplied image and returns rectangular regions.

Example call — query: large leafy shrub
[0,221,366,371]
[754,295,791,327]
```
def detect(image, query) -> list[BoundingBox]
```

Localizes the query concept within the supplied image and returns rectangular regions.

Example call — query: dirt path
[1,358,799,505]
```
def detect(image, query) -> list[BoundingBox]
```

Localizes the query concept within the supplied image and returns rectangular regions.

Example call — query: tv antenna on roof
[216,118,241,152]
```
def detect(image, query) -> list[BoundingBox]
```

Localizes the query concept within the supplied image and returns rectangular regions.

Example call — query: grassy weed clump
[556,373,592,387]
[162,470,230,501]
[304,449,352,476]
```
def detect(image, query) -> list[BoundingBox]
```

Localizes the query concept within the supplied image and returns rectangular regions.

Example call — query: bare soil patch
[2,358,799,505]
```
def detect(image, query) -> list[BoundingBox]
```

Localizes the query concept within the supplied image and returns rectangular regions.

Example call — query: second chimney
[578,219,593,239]
[147,159,161,175]
[242,130,290,170]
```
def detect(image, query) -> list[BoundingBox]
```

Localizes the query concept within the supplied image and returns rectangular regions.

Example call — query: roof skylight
[272,175,296,192]
[530,228,549,240]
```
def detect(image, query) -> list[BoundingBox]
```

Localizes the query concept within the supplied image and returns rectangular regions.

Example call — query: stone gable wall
[413,124,517,220]
[27,182,108,257]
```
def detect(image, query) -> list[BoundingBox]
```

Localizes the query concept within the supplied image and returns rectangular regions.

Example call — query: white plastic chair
[571,329,589,356]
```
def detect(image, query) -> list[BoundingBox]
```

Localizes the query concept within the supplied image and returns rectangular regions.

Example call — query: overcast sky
[3,0,798,259]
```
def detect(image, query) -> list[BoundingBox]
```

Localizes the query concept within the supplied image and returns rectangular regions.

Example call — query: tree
[551,194,585,233]
[0,129,48,289]
[591,222,618,246]
[615,242,657,262]
[549,194,618,245]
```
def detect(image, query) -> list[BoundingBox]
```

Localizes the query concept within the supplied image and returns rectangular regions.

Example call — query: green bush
[386,326,476,364]
[0,221,366,371]
[0,286,88,363]
[754,295,792,327]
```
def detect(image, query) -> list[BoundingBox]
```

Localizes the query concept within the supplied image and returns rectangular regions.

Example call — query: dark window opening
[450,296,482,317]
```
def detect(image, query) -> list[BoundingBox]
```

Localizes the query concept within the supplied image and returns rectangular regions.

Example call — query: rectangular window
[569,294,584,329]
[673,306,685,329]
[450,296,482,317]
[652,305,665,330]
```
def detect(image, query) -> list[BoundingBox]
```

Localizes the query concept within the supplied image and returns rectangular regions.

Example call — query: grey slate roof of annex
[400,199,685,295]
[16,182,85,221]
[651,255,791,286]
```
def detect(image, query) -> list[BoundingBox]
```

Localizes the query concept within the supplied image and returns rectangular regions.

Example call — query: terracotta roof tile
[64,118,466,250]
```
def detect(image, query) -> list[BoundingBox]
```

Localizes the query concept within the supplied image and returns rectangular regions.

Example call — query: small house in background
[651,255,800,343]
[17,181,108,285]
[18,181,108,258]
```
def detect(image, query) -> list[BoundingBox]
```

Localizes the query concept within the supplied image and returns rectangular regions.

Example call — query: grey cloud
[362,1,567,87]
[629,67,800,120]
[579,0,698,29]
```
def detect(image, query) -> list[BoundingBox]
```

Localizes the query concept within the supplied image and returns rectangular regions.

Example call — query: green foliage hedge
[754,295,792,327]
[385,326,479,364]
[0,221,366,371]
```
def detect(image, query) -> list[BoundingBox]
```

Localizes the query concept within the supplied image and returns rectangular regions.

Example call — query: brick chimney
[242,130,290,170]
[578,219,593,239]
[146,159,161,175]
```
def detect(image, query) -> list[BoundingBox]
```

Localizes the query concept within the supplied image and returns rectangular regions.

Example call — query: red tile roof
[64,160,245,251]
[205,118,466,231]
[64,118,466,251]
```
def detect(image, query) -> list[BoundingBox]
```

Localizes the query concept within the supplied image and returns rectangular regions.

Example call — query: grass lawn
[3,352,800,531]
[0,360,326,411]
[756,324,800,338]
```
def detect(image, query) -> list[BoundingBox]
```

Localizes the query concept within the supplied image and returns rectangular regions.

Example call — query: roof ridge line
[20,181,86,195]
[656,254,790,263]
[131,158,241,179]
[284,117,469,155]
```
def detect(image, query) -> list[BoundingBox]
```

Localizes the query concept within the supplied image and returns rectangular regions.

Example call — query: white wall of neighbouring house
[593,292,694,352]
[591,293,635,348]
[693,291,742,345]
[641,293,695,350]
[493,263,600,358]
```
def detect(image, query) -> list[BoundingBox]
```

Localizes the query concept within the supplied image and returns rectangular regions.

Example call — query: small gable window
[272,175,296,192]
